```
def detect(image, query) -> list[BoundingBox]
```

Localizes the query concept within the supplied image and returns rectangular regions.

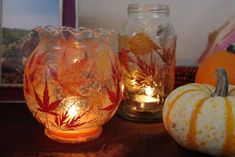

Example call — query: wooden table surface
[0,103,212,157]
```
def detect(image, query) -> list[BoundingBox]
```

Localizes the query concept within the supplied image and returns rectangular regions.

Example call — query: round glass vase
[23,26,123,143]
[118,3,177,122]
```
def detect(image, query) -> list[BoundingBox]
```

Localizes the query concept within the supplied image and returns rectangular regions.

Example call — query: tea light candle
[23,26,122,143]
[67,103,79,118]
[45,98,102,143]
[134,85,160,102]
[133,95,159,103]
[145,86,154,96]
[118,79,163,121]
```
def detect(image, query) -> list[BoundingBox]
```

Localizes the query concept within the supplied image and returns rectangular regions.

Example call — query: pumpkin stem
[226,44,235,54]
[211,68,228,97]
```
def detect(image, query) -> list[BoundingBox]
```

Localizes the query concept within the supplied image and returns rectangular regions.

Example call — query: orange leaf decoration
[118,48,131,72]
[56,50,94,96]
[129,32,159,56]
[101,62,122,121]
[54,107,92,129]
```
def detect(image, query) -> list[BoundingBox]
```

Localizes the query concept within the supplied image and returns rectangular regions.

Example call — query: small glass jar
[118,3,176,122]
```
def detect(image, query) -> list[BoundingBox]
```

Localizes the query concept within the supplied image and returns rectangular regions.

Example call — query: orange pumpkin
[195,44,235,85]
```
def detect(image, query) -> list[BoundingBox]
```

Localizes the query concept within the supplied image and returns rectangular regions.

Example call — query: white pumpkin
[163,68,235,156]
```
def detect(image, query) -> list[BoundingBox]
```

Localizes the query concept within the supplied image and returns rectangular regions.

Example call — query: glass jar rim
[128,3,169,13]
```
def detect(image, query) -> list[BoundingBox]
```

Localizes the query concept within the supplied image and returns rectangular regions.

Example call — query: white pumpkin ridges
[187,97,209,149]
[222,97,235,156]
[163,84,235,156]
[164,91,211,150]
[163,84,198,116]
[163,83,212,132]
[195,97,226,156]
[163,89,199,132]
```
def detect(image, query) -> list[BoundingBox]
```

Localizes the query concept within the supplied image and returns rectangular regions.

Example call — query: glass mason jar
[118,3,176,122]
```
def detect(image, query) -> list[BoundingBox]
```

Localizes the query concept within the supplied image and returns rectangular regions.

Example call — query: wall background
[78,0,235,66]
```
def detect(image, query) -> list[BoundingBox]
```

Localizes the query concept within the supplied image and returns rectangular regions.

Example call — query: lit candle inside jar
[133,86,160,104]
[145,86,154,96]
[67,103,79,118]
[45,97,102,143]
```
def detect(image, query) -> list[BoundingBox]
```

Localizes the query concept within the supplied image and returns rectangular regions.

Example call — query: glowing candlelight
[45,97,102,143]
[134,95,159,103]
[145,86,154,96]
[23,27,122,143]
[73,58,79,63]
[67,105,78,118]
[63,96,80,117]
[133,85,160,104]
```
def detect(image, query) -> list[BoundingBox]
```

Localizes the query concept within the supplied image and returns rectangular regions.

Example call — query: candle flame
[145,86,154,96]
[62,96,82,118]
[67,105,78,118]
[73,58,79,63]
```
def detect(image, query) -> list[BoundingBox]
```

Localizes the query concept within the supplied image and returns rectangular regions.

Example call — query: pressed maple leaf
[105,86,118,105]
[118,48,131,73]
[55,50,95,96]
[102,104,117,112]
[162,47,174,65]
[129,32,160,56]
[127,52,158,87]
[55,111,69,127]
[136,54,156,76]
[34,76,63,115]
[102,87,121,122]
[54,107,92,129]
[101,62,122,121]
[65,116,86,129]
[111,59,122,83]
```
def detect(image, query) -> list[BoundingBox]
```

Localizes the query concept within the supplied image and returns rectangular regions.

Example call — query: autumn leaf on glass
[54,107,92,130]
[102,61,123,122]
[118,3,177,122]
[23,26,123,143]
[34,76,63,115]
